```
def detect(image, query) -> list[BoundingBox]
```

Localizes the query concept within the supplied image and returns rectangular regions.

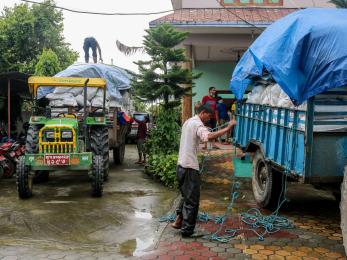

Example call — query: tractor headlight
[61,131,73,139]
[95,117,105,123]
[45,131,55,139]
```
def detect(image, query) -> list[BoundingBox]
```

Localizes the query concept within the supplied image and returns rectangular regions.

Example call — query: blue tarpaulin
[230,8,347,105]
[38,63,131,101]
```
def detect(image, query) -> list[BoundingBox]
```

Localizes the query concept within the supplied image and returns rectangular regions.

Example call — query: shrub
[147,153,178,188]
[145,109,180,187]
[146,108,180,155]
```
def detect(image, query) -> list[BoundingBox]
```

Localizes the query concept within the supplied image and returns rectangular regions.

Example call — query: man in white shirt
[172,104,237,237]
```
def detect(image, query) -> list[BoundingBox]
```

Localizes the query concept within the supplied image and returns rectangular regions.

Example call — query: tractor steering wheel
[57,113,77,119]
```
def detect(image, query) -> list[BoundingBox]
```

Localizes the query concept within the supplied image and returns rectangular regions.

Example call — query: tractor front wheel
[16,156,33,199]
[91,155,104,197]
[90,127,109,182]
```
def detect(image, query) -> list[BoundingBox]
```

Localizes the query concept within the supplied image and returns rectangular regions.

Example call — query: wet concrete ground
[0,145,176,259]
[146,147,346,260]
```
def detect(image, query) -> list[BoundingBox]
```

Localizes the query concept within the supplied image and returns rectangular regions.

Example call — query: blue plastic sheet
[230,8,347,105]
[38,63,131,101]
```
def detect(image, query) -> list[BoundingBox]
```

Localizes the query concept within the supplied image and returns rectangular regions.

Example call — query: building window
[222,0,283,6]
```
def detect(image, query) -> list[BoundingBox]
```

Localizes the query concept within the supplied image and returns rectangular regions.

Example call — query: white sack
[75,95,91,106]
[46,93,74,100]
[53,87,72,94]
[50,98,77,107]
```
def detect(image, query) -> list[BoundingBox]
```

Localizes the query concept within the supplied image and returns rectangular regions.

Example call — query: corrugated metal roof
[150,8,298,27]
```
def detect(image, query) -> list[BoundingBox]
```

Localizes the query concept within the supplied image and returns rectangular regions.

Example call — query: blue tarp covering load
[230,8,347,105]
[38,63,131,101]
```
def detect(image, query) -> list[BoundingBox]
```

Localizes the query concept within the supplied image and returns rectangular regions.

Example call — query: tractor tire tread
[16,156,32,199]
[90,127,109,181]
[91,155,104,197]
[25,125,40,153]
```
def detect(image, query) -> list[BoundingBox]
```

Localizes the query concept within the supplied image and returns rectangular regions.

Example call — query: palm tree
[116,40,144,56]
[329,0,347,8]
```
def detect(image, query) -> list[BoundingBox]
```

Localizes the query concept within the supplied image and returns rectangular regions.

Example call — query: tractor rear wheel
[113,143,125,165]
[90,127,109,181]
[341,166,347,255]
[16,156,33,199]
[26,124,49,183]
[25,124,40,153]
[252,150,284,209]
[91,155,104,197]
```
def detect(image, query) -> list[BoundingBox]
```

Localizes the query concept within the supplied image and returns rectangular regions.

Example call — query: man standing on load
[83,37,103,63]
[171,104,237,237]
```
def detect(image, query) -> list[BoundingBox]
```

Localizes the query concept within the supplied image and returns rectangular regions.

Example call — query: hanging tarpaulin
[230,8,347,105]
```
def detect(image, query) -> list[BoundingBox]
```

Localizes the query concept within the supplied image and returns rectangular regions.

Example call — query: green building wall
[192,61,236,109]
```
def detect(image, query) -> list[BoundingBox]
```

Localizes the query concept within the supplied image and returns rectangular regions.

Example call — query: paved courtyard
[142,146,346,260]
[0,145,345,259]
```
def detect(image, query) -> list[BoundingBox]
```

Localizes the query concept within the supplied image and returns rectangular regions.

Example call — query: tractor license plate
[44,154,70,166]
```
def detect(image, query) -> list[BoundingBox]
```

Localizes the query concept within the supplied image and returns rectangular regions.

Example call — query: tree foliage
[132,24,202,109]
[35,49,61,76]
[329,0,347,8]
[0,0,78,74]
[146,108,180,155]
[145,108,180,187]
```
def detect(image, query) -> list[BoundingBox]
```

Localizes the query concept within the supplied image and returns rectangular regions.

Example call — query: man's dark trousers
[176,165,201,236]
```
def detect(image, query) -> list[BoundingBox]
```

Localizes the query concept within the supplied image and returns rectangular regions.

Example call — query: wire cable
[20,0,174,16]
[215,0,264,32]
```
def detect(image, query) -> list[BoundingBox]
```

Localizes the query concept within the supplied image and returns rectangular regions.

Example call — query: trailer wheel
[91,155,104,197]
[341,166,347,255]
[252,150,284,209]
[16,156,33,199]
[113,143,125,165]
[90,127,109,182]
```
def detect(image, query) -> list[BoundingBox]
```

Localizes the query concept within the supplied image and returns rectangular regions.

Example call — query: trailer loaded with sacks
[230,8,347,254]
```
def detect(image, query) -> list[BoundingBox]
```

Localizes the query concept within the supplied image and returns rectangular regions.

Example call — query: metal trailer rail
[234,89,347,186]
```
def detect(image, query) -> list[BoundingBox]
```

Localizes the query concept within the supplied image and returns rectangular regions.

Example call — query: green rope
[160,120,295,242]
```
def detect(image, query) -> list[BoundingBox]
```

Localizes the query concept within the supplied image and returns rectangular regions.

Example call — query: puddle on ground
[55,187,72,197]
[43,200,77,204]
[124,168,140,172]
[119,237,154,257]
[29,209,52,215]
[134,211,152,220]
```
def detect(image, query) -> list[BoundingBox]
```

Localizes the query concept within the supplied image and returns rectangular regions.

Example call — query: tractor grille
[39,127,76,153]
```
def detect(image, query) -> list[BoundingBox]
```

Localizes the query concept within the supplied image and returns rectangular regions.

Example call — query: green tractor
[17,76,109,198]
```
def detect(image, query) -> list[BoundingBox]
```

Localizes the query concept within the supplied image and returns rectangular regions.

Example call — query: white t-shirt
[178,115,209,170]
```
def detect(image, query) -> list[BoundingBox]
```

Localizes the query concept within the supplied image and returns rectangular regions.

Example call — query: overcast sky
[1,0,173,72]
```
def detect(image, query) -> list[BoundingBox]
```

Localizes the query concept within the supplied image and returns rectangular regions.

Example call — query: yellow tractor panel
[28,76,107,96]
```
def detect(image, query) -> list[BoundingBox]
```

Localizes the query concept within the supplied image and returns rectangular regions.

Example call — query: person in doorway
[171,104,237,237]
[83,37,103,63]
[194,101,202,115]
[201,87,219,149]
[216,96,230,144]
[135,116,149,165]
